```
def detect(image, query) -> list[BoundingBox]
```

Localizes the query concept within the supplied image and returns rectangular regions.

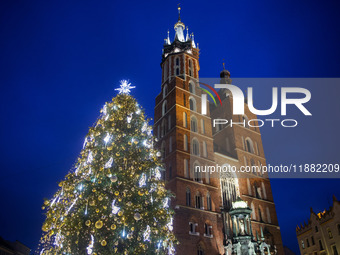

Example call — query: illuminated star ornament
[115,80,136,94]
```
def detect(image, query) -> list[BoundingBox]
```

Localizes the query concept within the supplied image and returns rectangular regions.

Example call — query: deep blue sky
[0,0,339,254]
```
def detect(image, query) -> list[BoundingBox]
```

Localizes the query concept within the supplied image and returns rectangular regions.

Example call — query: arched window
[258,206,264,222]
[194,162,201,182]
[197,245,204,255]
[245,138,255,154]
[206,193,212,211]
[189,97,196,111]
[175,57,180,76]
[221,172,238,210]
[203,141,207,157]
[189,81,195,94]
[195,191,202,209]
[192,139,199,156]
[186,188,191,206]
[254,181,262,199]
[183,134,188,151]
[189,59,194,77]
[163,84,168,98]
[191,116,198,132]
[162,100,167,116]
[183,112,187,127]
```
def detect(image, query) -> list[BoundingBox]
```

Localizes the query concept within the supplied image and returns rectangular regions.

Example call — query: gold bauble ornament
[85,220,91,226]
[95,220,103,229]
[96,209,99,213]
[138,191,144,196]
[44,200,49,206]
[92,188,96,193]
[114,191,119,196]
[111,224,116,230]
[116,152,120,156]
[118,198,122,202]
[134,212,141,221]
[107,146,113,151]
[101,240,107,246]
[98,196,103,201]
[110,175,118,183]
[103,205,107,210]
[90,200,95,206]
[118,211,123,217]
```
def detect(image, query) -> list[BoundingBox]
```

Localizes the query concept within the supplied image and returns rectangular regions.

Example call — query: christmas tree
[38,81,176,255]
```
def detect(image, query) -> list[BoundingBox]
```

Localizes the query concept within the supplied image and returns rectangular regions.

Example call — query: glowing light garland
[111,199,120,214]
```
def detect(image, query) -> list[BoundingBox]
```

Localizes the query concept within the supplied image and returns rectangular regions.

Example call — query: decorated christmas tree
[38,81,176,255]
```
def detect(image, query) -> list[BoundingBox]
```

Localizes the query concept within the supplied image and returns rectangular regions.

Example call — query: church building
[154,7,284,255]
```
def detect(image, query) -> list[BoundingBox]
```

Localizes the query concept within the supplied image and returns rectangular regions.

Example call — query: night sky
[1,0,340,254]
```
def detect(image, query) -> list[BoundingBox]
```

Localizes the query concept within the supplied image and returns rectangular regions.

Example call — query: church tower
[154,6,225,255]
[154,7,284,255]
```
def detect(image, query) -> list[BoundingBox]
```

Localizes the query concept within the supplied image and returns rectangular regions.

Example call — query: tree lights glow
[38,85,176,254]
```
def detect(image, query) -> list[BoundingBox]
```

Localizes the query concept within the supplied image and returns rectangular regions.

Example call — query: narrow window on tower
[195,192,202,209]
[190,116,198,132]
[192,139,200,156]
[163,84,168,98]
[183,94,186,107]
[168,115,171,130]
[184,134,188,151]
[186,188,191,206]
[189,59,193,77]
[184,159,189,178]
[205,168,210,184]
[204,223,213,238]
[175,57,180,76]
[203,141,207,157]
[319,240,323,251]
[201,119,205,134]
[189,81,195,94]
[189,97,196,111]
[183,112,188,127]
[266,207,271,223]
[169,136,172,153]
[162,100,167,116]
[206,193,212,211]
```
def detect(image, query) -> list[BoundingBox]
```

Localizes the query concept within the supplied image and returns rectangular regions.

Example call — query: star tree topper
[115,80,136,94]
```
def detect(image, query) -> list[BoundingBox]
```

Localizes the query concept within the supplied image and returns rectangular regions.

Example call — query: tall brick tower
[154,7,283,255]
